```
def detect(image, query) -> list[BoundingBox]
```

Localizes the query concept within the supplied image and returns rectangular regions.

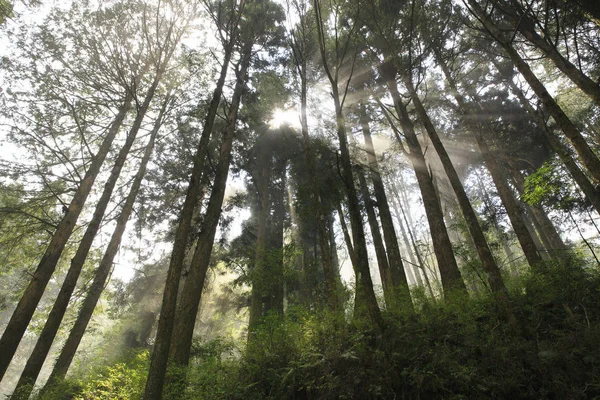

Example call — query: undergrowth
[38,262,600,399]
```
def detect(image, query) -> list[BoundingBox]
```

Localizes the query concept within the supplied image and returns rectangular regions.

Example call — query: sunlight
[269,108,301,129]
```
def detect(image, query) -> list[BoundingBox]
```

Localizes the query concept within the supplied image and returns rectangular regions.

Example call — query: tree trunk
[390,179,435,297]
[297,60,339,312]
[167,47,251,371]
[358,104,412,309]
[45,93,163,384]
[357,168,392,306]
[401,69,508,298]
[498,0,600,107]
[497,63,600,215]
[433,49,544,268]
[143,37,236,400]
[248,153,272,337]
[13,87,165,396]
[0,92,132,382]
[466,0,600,184]
[383,66,467,298]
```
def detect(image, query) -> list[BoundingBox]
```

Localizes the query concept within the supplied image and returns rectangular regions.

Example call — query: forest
[1,0,600,398]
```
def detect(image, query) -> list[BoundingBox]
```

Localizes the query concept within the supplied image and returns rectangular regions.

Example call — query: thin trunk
[14,89,165,396]
[357,168,392,306]
[466,0,600,184]
[383,66,467,297]
[569,211,600,266]
[143,36,236,400]
[499,0,600,107]
[496,62,600,215]
[46,95,162,384]
[359,104,412,308]
[0,92,132,382]
[297,61,339,312]
[393,199,423,286]
[434,50,544,268]
[391,180,434,297]
[402,69,507,298]
[248,155,271,336]
[167,47,251,370]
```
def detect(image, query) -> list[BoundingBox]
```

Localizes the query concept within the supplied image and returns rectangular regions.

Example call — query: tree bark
[0,92,132,382]
[45,92,164,384]
[13,86,164,396]
[383,66,467,297]
[167,47,251,370]
[248,152,272,336]
[401,69,508,298]
[357,168,392,306]
[466,0,600,184]
[358,104,412,309]
[143,34,236,400]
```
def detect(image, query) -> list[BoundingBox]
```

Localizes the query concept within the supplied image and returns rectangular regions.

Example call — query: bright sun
[269,108,301,129]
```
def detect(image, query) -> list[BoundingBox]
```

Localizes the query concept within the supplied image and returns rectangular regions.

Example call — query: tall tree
[287,0,340,310]
[464,0,600,185]
[162,0,286,386]
[358,103,412,307]
[313,0,386,326]
[143,1,246,396]
[0,58,134,383]
[11,4,182,390]
[42,94,171,390]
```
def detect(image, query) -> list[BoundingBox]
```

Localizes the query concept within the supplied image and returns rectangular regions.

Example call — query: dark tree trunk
[167,47,251,371]
[357,168,393,306]
[433,49,544,269]
[383,66,467,297]
[466,0,600,184]
[0,92,132,382]
[248,153,272,336]
[45,92,163,384]
[474,130,544,268]
[358,104,412,309]
[402,69,508,299]
[13,87,165,396]
[143,36,236,400]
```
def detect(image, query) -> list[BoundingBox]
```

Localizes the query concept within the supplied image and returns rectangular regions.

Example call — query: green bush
[38,263,600,399]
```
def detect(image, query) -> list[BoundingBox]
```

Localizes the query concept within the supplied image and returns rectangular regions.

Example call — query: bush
[39,263,600,399]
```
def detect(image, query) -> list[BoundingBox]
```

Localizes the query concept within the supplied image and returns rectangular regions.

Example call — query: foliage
[522,157,588,211]
[43,264,600,399]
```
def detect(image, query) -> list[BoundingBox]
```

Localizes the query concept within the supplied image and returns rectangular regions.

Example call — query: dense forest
[1,0,600,398]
